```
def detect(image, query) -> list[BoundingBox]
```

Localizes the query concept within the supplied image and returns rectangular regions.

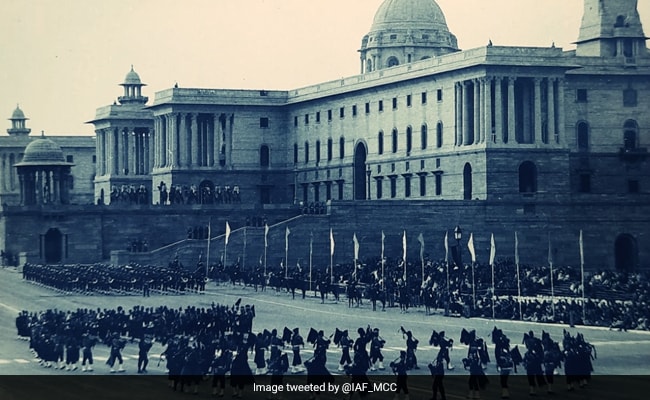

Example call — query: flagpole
[206,218,211,280]
[468,233,476,310]
[491,261,495,320]
[224,222,229,275]
[264,225,268,277]
[402,230,407,282]
[419,233,425,286]
[580,230,586,322]
[444,231,450,298]
[243,227,247,274]
[548,233,555,321]
[489,233,496,321]
[515,231,522,320]
[285,225,290,279]
[381,231,385,291]
[309,232,313,293]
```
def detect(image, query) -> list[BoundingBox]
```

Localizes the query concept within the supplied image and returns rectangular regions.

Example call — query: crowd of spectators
[157,182,241,206]
[109,184,149,205]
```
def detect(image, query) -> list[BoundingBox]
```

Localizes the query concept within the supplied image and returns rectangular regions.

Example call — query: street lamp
[454,225,463,267]
[366,164,372,200]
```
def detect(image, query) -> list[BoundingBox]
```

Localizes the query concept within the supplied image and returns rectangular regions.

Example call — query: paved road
[1,267,649,399]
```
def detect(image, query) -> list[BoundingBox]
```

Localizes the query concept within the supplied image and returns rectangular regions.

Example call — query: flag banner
[225,222,231,245]
[489,233,496,266]
[467,233,476,263]
[402,230,407,262]
[208,220,211,240]
[310,232,313,258]
[330,228,335,256]
[547,234,553,266]
[353,233,359,261]
[579,229,584,266]
[444,231,449,264]
[381,230,385,258]
[514,231,519,265]
[264,224,269,248]
[417,233,425,261]
[285,226,290,252]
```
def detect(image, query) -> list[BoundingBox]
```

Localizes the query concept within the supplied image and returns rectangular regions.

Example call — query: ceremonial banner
[381,230,385,259]
[330,228,335,256]
[444,231,449,264]
[353,233,359,261]
[417,233,425,261]
[264,224,269,248]
[285,226,291,251]
[225,221,231,245]
[514,231,519,265]
[489,233,496,267]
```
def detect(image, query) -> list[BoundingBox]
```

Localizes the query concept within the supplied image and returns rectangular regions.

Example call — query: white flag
[330,228,335,256]
[489,233,496,267]
[467,233,476,263]
[353,233,359,261]
[264,224,269,248]
[402,230,407,262]
[444,231,449,264]
[285,226,290,252]
[225,222,231,245]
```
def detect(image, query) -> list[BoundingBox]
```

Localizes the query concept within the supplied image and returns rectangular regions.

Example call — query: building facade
[2,0,648,270]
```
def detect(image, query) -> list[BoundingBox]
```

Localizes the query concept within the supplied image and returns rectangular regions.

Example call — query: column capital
[533,77,543,85]
[507,76,516,85]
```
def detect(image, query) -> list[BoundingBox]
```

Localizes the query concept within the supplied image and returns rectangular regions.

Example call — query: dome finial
[41,130,45,138]
[131,64,134,71]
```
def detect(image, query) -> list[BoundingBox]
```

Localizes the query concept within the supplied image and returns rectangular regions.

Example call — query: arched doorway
[615,234,638,272]
[463,163,472,200]
[44,228,63,263]
[354,143,367,200]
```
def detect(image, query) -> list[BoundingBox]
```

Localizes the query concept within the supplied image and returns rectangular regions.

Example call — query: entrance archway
[615,234,638,272]
[354,143,367,200]
[44,228,63,263]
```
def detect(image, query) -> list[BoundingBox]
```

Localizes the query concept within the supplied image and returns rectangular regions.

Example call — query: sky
[1,0,649,136]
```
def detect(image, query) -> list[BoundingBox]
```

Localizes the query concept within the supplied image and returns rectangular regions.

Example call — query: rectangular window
[392,97,398,110]
[294,116,298,127]
[435,158,441,168]
[579,174,591,193]
[260,117,269,128]
[576,89,588,103]
[316,111,321,123]
[376,179,383,199]
[340,107,345,118]
[628,180,639,193]
[328,109,332,121]
[437,89,443,102]
[406,94,412,107]
[404,176,411,198]
[624,89,638,107]
[378,100,384,112]
[421,92,427,104]
[419,175,426,196]
[435,174,442,195]
[390,177,397,198]
[338,181,344,200]
[92,155,97,164]
[365,102,370,114]
[66,155,74,163]
[304,114,309,125]
[352,104,357,117]
[326,182,332,201]
[420,160,425,170]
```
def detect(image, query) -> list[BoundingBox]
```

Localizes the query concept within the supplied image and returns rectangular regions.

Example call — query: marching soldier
[290,327,305,373]
[336,329,353,372]
[137,333,153,373]
[390,351,410,400]
[211,348,232,397]
[523,332,546,396]
[428,353,446,400]
[106,332,126,373]
[370,328,386,371]
[492,327,518,399]
[81,330,97,372]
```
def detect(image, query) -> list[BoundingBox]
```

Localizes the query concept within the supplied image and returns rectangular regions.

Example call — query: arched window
[463,163,472,200]
[378,131,384,155]
[315,140,321,163]
[392,129,398,153]
[260,145,270,167]
[327,138,333,161]
[577,121,589,151]
[387,57,399,68]
[406,126,413,154]
[615,15,626,28]
[366,59,373,72]
[293,143,298,165]
[519,161,538,193]
[421,124,428,150]
[304,141,309,164]
[436,121,443,148]
[624,119,638,150]
[339,137,345,159]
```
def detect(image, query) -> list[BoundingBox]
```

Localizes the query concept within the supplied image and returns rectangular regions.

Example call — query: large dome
[370,0,450,32]
[16,137,71,166]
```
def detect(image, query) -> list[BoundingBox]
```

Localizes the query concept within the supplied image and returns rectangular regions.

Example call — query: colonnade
[153,112,233,170]
[96,128,152,177]
[18,167,71,205]
[454,76,565,147]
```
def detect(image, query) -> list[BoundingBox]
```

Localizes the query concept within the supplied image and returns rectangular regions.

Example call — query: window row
[292,137,346,165]
[292,90,444,127]
[378,122,444,155]
[576,119,641,151]
[375,174,443,199]
[575,88,638,107]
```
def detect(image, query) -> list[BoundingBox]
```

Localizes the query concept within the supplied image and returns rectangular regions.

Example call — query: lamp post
[293,166,298,205]
[454,225,463,266]
[366,164,372,200]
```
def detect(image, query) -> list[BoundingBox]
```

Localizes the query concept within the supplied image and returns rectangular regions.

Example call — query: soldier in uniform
[106,332,126,373]
[81,330,97,372]
[390,351,410,400]
[492,327,517,399]
[290,327,305,373]
[336,329,354,372]
[428,353,446,400]
[523,332,546,396]
[369,328,386,371]
[137,333,153,373]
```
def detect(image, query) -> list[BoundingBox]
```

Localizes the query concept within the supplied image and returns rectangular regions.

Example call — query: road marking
[0,360,11,364]
[0,301,21,314]
[14,359,30,364]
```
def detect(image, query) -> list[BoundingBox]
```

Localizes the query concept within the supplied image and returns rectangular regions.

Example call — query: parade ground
[1,266,649,399]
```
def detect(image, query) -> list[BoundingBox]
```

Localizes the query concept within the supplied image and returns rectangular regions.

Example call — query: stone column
[161,116,168,168]
[116,128,124,175]
[507,77,516,144]
[534,78,542,145]
[455,82,463,146]
[207,117,214,167]
[474,78,481,144]
[152,119,158,169]
[484,77,492,144]
[95,131,102,176]
[494,77,503,144]
[213,114,221,167]
[51,171,59,205]
[130,129,137,175]
[227,114,234,168]
[547,78,556,145]
[178,113,187,169]
[463,81,472,146]
[168,114,177,169]
[191,113,199,168]
[556,78,565,145]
